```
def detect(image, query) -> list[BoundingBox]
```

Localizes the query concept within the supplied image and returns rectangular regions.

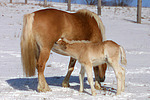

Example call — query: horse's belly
[92,58,105,66]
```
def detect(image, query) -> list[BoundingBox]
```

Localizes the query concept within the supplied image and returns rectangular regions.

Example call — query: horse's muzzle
[99,76,105,82]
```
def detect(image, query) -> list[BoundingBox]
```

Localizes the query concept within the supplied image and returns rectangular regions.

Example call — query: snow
[0,0,150,99]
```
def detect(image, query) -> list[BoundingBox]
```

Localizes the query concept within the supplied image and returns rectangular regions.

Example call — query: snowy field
[0,0,150,99]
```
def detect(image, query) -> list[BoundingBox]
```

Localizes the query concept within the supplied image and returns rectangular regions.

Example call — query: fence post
[44,0,47,6]
[25,0,27,4]
[98,0,101,15]
[137,0,142,23]
[67,0,71,11]
[10,0,12,3]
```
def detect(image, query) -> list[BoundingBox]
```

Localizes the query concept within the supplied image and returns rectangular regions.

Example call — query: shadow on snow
[6,76,91,92]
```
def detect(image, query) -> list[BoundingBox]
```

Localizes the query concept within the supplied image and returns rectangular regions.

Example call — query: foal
[53,38,127,96]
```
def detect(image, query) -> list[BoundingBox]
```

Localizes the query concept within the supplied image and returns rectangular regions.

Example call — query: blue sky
[48,0,150,7]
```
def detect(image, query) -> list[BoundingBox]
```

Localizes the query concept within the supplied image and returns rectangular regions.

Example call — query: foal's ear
[61,42,67,50]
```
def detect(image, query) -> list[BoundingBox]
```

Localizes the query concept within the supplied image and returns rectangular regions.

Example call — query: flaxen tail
[20,13,38,77]
[120,46,127,66]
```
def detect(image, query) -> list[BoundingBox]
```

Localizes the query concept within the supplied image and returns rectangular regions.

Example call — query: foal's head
[54,38,68,51]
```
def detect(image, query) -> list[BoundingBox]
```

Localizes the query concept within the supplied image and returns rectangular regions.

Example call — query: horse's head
[94,63,107,82]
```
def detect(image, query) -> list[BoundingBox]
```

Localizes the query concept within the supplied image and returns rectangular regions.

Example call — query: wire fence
[7,0,142,23]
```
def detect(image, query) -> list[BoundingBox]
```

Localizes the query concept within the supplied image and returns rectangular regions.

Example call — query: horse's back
[31,8,103,48]
[32,9,70,47]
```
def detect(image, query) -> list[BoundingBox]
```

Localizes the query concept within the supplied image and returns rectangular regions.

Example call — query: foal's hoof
[62,82,70,87]
[116,91,121,95]
[92,91,97,96]
[95,81,102,90]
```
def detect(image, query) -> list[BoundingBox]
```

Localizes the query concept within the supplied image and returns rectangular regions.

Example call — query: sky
[47,0,150,7]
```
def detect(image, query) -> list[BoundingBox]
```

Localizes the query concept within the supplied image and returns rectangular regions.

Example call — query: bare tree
[137,0,142,23]
[113,0,133,6]
[84,0,98,5]
[84,0,106,5]
[63,0,68,3]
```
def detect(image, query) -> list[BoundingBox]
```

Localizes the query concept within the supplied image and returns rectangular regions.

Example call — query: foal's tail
[20,13,38,77]
[119,46,127,66]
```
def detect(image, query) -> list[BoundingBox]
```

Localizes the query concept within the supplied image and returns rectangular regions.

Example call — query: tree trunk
[67,0,71,11]
[10,0,12,3]
[98,0,101,15]
[137,0,142,23]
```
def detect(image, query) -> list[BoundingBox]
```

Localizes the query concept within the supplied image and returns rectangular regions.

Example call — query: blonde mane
[77,9,106,41]
[60,38,91,44]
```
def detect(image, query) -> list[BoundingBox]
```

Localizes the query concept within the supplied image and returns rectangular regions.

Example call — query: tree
[113,0,133,6]
[84,0,98,5]
[63,0,68,3]
[84,0,106,5]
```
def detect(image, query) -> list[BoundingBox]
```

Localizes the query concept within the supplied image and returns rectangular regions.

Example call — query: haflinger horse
[54,38,127,96]
[21,8,107,93]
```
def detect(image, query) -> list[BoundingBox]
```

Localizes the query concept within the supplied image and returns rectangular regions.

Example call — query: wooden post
[137,0,142,23]
[98,0,101,15]
[44,0,47,6]
[10,0,12,3]
[25,0,27,4]
[67,0,71,11]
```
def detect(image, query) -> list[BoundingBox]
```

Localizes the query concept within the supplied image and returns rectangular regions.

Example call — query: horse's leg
[79,65,85,92]
[84,64,97,96]
[93,66,102,90]
[98,63,107,82]
[37,48,51,92]
[120,66,125,92]
[62,57,76,87]
[112,63,122,95]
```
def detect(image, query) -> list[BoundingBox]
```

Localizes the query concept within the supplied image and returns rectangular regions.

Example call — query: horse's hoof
[62,82,70,87]
[79,89,84,93]
[38,85,52,92]
[38,88,52,92]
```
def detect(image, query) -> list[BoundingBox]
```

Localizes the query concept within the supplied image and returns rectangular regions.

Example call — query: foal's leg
[37,48,51,92]
[62,57,76,87]
[120,66,125,92]
[84,64,97,96]
[79,65,85,92]
[112,63,122,95]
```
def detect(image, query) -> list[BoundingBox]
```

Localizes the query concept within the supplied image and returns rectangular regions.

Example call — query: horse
[54,38,127,96]
[20,8,107,92]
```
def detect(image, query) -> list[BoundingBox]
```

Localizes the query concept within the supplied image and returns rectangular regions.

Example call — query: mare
[21,8,107,92]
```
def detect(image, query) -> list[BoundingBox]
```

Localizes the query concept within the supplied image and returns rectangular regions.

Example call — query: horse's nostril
[99,76,105,82]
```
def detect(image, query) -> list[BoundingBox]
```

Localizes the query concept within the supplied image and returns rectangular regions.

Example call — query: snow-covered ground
[0,0,150,99]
